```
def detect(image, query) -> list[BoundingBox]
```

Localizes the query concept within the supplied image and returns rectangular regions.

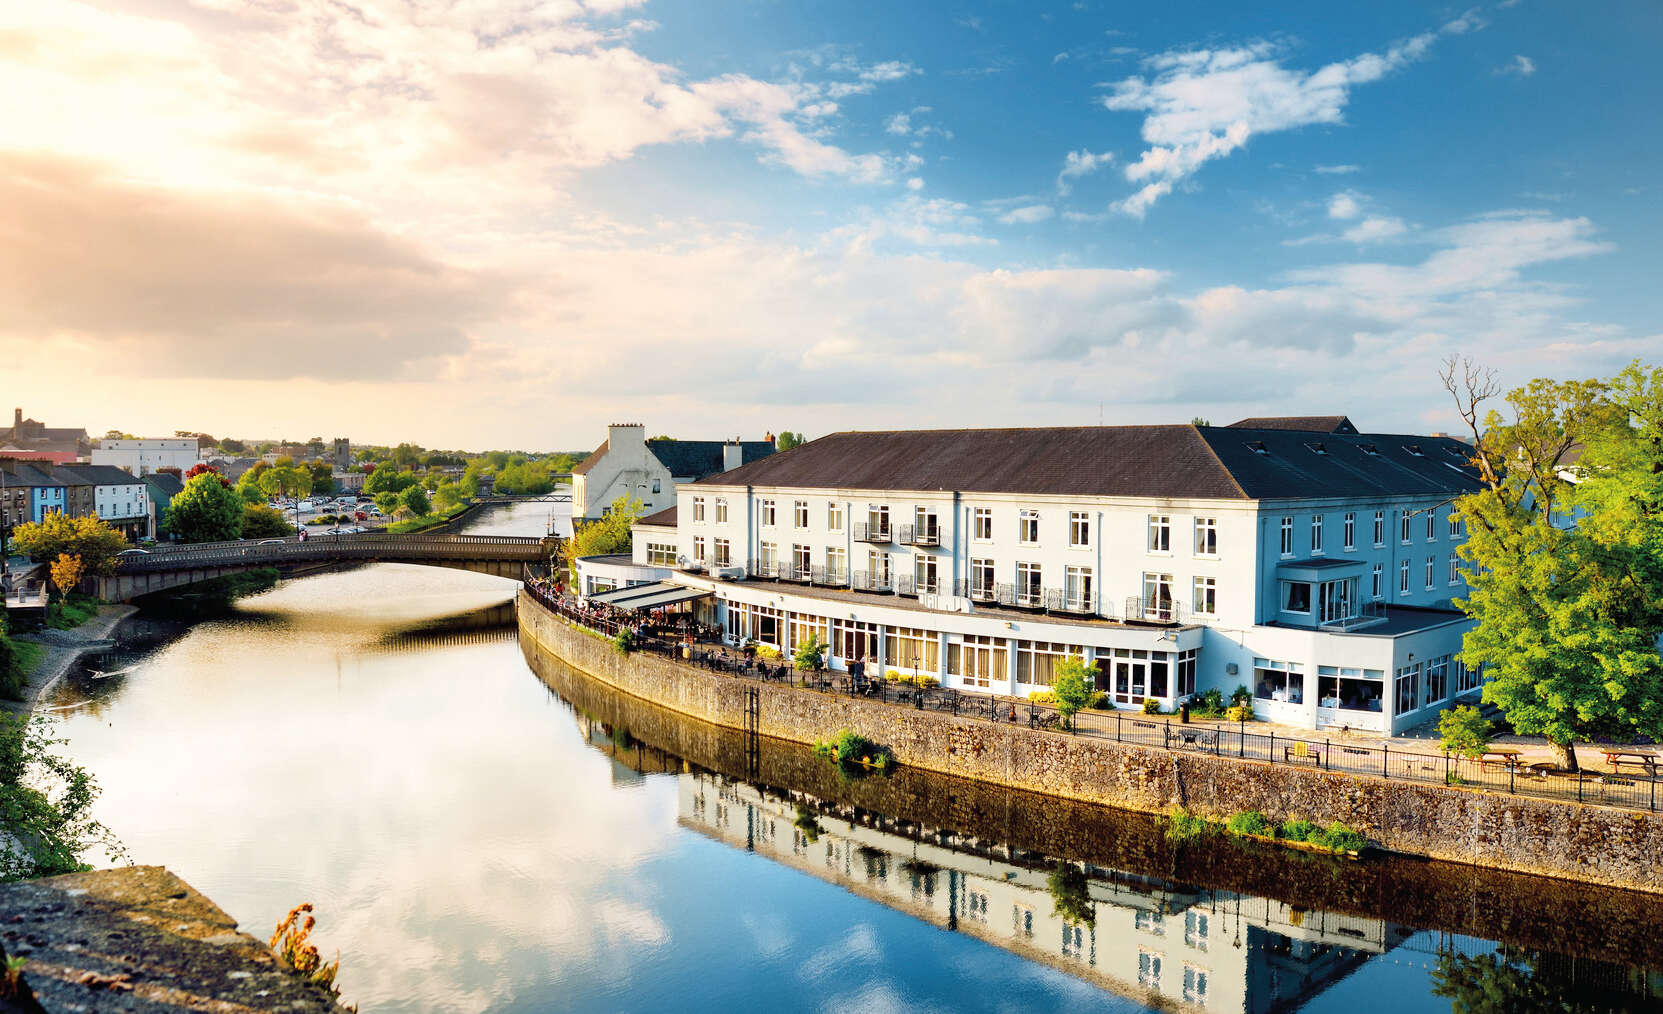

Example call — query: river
[42,504,1663,1013]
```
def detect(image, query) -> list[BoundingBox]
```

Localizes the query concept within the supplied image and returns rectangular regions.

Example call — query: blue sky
[5,0,1659,447]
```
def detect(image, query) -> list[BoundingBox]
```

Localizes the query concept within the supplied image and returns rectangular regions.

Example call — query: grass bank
[385,503,474,534]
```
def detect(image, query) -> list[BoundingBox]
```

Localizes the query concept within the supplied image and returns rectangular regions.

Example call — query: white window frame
[1069,510,1090,548]
[1343,512,1355,551]
[760,499,776,527]
[973,507,993,541]
[827,502,844,533]
[1399,559,1411,595]
[1426,509,1437,542]
[1371,562,1383,599]
[1310,513,1324,555]
[713,538,731,567]
[913,553,939,595]
[692,496,706,522]
[1016,561,1043,606]
[715,498,729,524]
[1064,565,1093,611]
[970,558,995,600]
[1018,509,1040,545]
[1194,516,1218,556]
[794,500,808,528]
[693,537,706,564]
[1148,514,1172,553]
[826,546,847,581]
[1448,552,1460,585]
[1400,510,1412,545]
[1193,576,1217,616]
[1425,555,1436,590]
[1279,516,1294,557]
[1373,510,1385,547]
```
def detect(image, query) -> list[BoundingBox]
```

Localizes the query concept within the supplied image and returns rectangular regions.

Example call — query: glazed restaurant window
[788,614,829,653]
[948,635,1007,689]
[1253,658,1304,704]
[1016,641,1081,688]
[884,626,940,672]
[1317,666,1384,712]
[646,543,676,566]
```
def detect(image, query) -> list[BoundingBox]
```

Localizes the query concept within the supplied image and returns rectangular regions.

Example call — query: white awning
[586,581,709,611]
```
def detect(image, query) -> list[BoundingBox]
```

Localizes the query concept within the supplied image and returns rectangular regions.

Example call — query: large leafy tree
[257,465,311,501]
[562,494,644,579]
[0,712,125,881]
[9,513,128,576]
[165,472,245,543]
[241,503,293,539]
[398,484,431,517]
[363,463,417,496]
[1445,359,1663,771]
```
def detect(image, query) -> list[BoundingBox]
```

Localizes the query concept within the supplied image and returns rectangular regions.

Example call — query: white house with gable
[569,423,776,522]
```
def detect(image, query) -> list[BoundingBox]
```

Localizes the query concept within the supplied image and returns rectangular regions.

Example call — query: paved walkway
[5,603,137,716]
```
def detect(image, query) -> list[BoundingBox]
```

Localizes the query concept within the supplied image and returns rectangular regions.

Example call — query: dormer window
[1246,441,1268,455]
[1360,443,1379,456]
[1404,444,1424,457]
[1304,442,1327,455]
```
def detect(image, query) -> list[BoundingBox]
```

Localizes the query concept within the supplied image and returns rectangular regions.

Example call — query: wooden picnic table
[1480,748,1525,771]
[1600,749,1658,777]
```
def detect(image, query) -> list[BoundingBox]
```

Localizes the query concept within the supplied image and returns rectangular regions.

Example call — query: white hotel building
[586,417,1487,735]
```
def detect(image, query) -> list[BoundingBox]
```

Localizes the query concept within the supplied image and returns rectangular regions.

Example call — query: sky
[3,0,1659,450]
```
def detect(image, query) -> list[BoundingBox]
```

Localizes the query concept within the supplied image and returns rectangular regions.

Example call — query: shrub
[1230,684,1253,708]
[754,644,783,661]
[1164,806,1218,842]
[1224,704,1254,722]
[1087,690,1110,709]
[1314,822,1369,853]
[1438,704,1492,759]
[886,669,902,681]
[1198,688,1226,714]
[1027,690,1056,705]
[1141,697,1163,715]
[269,903,344,999]
[612,628,636,655]
[792,634,826,672]
[908,674,938,689]
[1279,819,1321,842]
[1226,811,1273,837]
[813,728,895,772]
[1052,656,1092,729]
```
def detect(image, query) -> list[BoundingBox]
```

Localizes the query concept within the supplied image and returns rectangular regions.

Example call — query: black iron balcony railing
[1126,595,1183,624]
[854,522,891,544]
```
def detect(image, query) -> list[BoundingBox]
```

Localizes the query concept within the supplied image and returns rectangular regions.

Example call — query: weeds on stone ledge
[271,903,353,1009]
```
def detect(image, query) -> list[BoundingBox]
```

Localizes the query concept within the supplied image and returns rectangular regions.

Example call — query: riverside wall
[519,590,1663,894]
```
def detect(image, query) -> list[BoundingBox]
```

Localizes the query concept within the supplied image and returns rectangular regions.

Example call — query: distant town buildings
[59,464,152,540]
[93,437,200,476]
[0,408,89,465]
[142,472,184,540]
[571,423,775,521]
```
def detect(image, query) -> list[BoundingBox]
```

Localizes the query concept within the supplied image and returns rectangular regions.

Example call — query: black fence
[523,589,1661,815]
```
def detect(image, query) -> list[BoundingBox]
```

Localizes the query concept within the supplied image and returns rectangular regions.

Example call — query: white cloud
[1053,52,1070,64]
[1342,215,1407,242]
[997,204,1055,225]
[1327,192,1362,219]
[1056,149,1114,194]
[885,113,913,135]
[905,176,924,191]
[1102,15,1480,215]
[1495,54,1536,76]
[1314,164,1361,174]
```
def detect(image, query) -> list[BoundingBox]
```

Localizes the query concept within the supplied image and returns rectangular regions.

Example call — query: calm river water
[44,505,1663,1013]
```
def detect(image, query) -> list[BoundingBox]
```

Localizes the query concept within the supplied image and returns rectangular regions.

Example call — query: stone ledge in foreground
[0,865,342,1013]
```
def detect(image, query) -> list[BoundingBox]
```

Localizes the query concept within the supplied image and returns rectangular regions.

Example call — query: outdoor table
[1601,749,1658,777]
[1481,748,1525,772]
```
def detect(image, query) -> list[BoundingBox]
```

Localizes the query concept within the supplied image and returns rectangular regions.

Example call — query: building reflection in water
[676,771,1403,1012]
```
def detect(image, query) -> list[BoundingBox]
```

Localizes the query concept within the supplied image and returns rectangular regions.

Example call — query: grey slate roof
[572,438,775,479]
[142,473,184,499]
[695,425,1483,502]
[58,464,146,486]
[1226,415,1358,434]
[0,461,63,488]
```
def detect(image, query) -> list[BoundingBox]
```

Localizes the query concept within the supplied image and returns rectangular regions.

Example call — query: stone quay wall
[519,590,1663,894]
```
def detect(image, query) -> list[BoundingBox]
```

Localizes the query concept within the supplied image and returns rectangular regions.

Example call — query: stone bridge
[96,533,558,601]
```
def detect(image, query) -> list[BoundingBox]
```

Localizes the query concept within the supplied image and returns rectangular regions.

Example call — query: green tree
[241,503,292,539]
[776,430,806,451]
[219,437,245,453]
[1046,861,1095,927]
[1052,655,1092,731]
[1190,416,1211,427]
[433,480,465,512]
[373,491,400,514]
[563,495,645,579]
[257,466,311,502]
[1444,359,1663,771]
[793,634,827,671]
[0,615,23,700]
[398,484,431,516]
[0,712,125,881]
[363,463,416,496]
[9,514,127,577]
[1438,705,1492,759]
[49,554,84,599]
[165,472,245,543]
[307,460,334,495]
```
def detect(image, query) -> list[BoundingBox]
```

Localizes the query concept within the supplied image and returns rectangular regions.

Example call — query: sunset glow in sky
[4,1,1659,448]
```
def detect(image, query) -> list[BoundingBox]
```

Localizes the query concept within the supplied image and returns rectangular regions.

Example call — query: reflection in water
[41,502,1663,1014]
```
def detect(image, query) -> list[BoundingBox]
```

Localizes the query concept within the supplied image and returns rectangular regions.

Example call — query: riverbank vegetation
[385,502,472,534]
[0,618,33,700]
[1445,359,1663,772]
[47,593,101,631]
[562,495,644,581]
[813,728,895,774]
[1164,806,1368,855]
[9,514,126,578]
[0,713,125,881]
[269,903,348,1005]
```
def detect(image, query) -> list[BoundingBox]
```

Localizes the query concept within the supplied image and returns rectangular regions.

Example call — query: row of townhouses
[0,459,155,539]
[579,416,1487,734]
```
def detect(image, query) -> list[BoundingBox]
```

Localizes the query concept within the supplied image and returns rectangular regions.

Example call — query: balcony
[896,523,941,547]
[955,578,998,604]
[850,569,893,593]
[1126,595,1184,624]
[854,522,891,544]
[1318,598,1387,632]
[1049,589,1097,615]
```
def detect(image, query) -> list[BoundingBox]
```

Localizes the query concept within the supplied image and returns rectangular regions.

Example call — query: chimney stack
[722,441,743,471]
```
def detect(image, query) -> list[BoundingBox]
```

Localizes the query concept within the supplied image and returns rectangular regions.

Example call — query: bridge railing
[111,533,553,573]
